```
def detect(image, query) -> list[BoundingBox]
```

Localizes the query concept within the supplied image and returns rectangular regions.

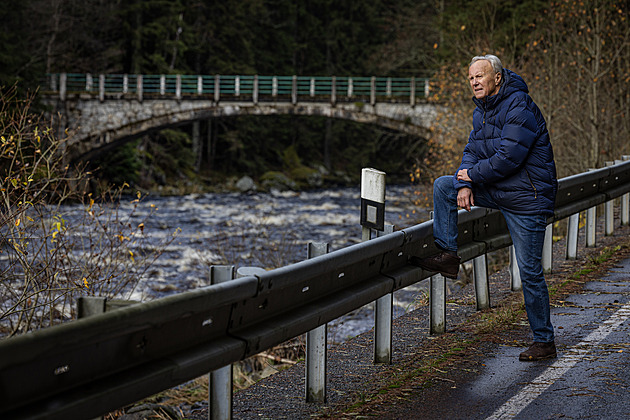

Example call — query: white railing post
[99,74,105,102]
[305,242,329,403]
[310,78,315,97]
[198,75,203,95]
[620,156,630,225]
[176,74,182,100]
[331,76,336,105]
[347,77,353,98]
[375,224,394,364]
[292,75,297,105]
[214,75,220,102]
[136,75,143,102]
[566,212,579,259]
[542,222,553,273]
[370,76,376,106]
[272,76,278,97]
[86,73,93,92]
[160,75,166,95]
[123,74,128,94]
[409,77,415,106]
[253,75,259,104]
[605,161,615,235]
[235,76,240,97]
[424,79,430,98]
[209,265,235,420]
[430,273,446,334]
[59,73,67,101]
[509,245,521,291]
[473,254,490,310]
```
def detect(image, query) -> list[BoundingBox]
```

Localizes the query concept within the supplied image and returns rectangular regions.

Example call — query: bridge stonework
[43,94,438,163]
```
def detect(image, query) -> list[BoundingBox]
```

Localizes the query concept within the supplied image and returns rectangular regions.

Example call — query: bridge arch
[41,73,440,163]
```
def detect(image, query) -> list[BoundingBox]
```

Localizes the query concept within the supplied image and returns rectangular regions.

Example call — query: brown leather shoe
[519,341,557,361]
[408,251,461,279]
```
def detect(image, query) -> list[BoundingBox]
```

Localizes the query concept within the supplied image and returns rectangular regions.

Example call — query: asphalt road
[394,257,630,420]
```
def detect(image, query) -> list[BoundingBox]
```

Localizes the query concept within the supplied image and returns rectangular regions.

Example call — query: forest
[2,0,627,191]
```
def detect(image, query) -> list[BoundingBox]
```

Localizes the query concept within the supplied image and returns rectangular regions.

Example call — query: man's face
[468,60,501,99]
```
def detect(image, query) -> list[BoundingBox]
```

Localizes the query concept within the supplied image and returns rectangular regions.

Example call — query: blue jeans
[432,175,554,343]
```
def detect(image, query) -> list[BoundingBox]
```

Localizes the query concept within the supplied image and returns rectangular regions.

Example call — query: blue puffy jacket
[453,69,558,216]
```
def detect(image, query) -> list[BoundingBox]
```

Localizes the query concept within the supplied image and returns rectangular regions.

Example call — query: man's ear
[496,72,502,85]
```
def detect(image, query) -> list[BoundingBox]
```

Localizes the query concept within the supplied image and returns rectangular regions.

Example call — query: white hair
[470,54,503,75]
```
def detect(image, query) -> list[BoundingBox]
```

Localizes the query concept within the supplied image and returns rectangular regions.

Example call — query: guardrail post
[292,75,297,104]
[86,73,93,91]
[272,76,278,97]
[586,168,597,247]
[59,73,66,101]
[509,246,521,291]
[566,213,580,259]
[430,273,446,334]
[214,75,220,102]
[310,78,315,97]
[473,254,489,310]
[137,75,143,102]
[409,77,415,106]
[386,77,392,98]
[198,75,203,95]
[235,76,240,97]
[160,75,166,95]
[375,223,394,364]
[542,222,553,273]
[605,161,615,235]
[622,156,630,225]
[305,242,329,403]
[209,265,236,420]
[424,79,430,98]
[347,77,353,98]
[99,74,105,102]
[123,74,128,94]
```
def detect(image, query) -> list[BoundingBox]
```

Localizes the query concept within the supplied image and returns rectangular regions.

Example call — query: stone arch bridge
[40,73,441,163]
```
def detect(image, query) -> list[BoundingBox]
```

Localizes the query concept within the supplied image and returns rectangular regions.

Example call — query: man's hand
[457,187,474,211]
[457,169,472,182]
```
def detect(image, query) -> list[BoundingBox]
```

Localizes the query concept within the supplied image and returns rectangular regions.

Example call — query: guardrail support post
[123,74,128,94]
[209,265,235,420]
[198,75,203,95]
[409,77,415,106]
[473,254,490,310]
[375,224,395,364]
[331,76,336,105]
[605,161,615,235]
[620,156,630,225]
[542,222,553,273]
[292,75,297,105]
[509,246,521,291]
[160,75,166,95]
[176,74,182,100]
[306,242,329,403]
[566,213,579,260]
[86,73,93,91]
[430,274,446,334]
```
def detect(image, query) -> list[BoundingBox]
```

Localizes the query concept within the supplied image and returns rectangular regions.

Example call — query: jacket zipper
[525,169,538,198]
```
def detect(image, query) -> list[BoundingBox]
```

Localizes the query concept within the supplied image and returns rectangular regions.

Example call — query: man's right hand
[457,187,474,211]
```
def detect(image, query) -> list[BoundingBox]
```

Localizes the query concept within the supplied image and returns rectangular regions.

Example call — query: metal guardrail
[1,159,630,419]
[43,73,431,104]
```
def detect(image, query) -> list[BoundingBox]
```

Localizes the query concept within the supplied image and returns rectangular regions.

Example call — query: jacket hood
[473,69,529,110]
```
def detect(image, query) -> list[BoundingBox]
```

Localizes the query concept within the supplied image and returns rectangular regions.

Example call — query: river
[85,184,432,343]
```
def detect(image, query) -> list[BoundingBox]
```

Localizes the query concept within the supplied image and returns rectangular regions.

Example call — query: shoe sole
[519,352,557,362]
[409,256,459,279]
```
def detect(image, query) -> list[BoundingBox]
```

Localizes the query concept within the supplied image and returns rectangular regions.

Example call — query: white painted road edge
[486,301,630,420]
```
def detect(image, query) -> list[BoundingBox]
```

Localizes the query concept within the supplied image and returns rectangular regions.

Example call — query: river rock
[235,175,256,192]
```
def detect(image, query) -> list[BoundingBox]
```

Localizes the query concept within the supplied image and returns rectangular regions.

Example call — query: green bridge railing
[44,73,431,104]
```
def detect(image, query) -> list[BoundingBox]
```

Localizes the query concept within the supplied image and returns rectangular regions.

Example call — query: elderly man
[410,54,558,361]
